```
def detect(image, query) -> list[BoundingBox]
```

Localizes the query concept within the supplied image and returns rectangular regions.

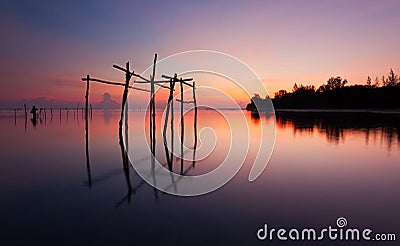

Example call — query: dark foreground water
[0,109,399,245]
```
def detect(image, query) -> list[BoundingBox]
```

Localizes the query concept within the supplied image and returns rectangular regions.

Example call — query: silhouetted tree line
[272,68,400,109]
[246,93,274,111]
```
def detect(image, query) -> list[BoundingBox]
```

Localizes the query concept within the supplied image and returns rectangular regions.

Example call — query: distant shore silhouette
[248,69,400,111]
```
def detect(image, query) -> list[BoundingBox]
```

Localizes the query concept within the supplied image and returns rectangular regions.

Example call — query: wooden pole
[85,101,92,188]
[180,78,184,174]
[193,81,197,149]
[85,75,89,119]
[163,78,175,169]
[192,81,197,167]
[151,54,158,199]
[23,104,27,119]
[180,78,184,141]
[119,111,132,202]
[119,62,131,133]
[171,76,176,168]
[150,54,157,155]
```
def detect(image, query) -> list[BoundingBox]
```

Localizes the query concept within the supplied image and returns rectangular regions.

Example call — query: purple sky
[1,0,400,108]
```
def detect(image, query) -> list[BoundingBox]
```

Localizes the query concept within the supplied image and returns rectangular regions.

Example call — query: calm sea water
[0,109,399,245]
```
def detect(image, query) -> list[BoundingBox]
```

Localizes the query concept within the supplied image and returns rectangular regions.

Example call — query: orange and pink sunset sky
[1,0,400,108]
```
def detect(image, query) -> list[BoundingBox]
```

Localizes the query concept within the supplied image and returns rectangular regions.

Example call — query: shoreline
[274,108,400,114]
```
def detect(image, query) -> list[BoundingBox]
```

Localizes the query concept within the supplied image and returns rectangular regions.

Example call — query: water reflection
[272,111,400,148]
[2,108,400,245]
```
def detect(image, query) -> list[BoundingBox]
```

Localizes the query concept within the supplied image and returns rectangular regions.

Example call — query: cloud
[93,92,120,109]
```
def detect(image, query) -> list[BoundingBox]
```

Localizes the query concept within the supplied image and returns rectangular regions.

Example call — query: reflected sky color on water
[0,110,399,245]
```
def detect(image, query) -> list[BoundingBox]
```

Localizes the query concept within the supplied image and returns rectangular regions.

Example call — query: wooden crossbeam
[176,99,195,104]
[112,65,171,90]
[113,64,150,82]
[81,77,150,92]
[113,63,170,91]
[134,80,170,83]
[162,74,193,82]
[162,74,193,87]
[134,80,173,90]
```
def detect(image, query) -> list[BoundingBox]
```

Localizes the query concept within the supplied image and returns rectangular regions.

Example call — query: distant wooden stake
[24,104,27,119]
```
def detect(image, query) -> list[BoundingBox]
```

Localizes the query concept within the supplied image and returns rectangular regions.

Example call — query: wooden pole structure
[160,73,193,172]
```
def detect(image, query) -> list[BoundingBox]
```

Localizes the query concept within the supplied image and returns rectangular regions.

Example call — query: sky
[1,0,400,108]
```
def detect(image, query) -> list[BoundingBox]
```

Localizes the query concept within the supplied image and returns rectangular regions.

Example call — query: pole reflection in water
[85,104,92,188]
